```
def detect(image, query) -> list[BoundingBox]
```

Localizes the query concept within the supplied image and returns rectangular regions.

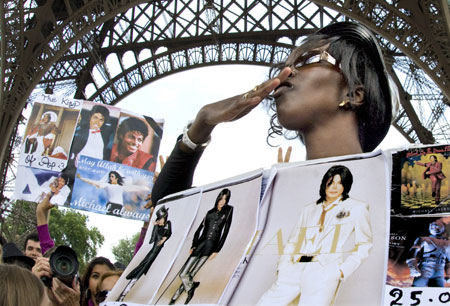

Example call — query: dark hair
[90,105,110,122]
[108,171,124,186]
[117,117,148,140]
[80,256,115,306]
[58,173,70,186]
[43,113,51,121]
[214,188,231,209]
[266,22,392,152]
[317,165,353,204]
[79,104,110,131]
[23,232,39,251]
[430,155,438,161]
[0,235,6,246]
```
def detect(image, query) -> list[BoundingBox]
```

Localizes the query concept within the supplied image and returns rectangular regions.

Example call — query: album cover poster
[391,144,450,215]
[229,153,390,306]
[152,172,263,305]
[70,156,154,220]
[18,95,83,171]
[385,215,450,305]
[13,166,72,206]
[106,191,202,304]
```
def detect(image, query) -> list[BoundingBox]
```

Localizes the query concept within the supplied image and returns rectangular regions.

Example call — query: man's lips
[273,81,293,97]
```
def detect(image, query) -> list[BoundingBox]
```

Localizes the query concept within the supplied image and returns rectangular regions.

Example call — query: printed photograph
[71,156,154,220]
[230,154,389,306]
[387,215,450,288]
[106,192,202,304]
[392,145,450,215]
[19,102,80,171]
[109,113,164,172]
[65,101,121,178]
[13,166,72,206]
[154,175,262,305]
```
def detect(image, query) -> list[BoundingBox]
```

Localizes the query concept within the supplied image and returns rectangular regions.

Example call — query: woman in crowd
[80,257,116,306]
[0,264,48,306]
[150,21,398,304]
[0,264,80,306]
[94,270,123,305]
[151,21,398,212]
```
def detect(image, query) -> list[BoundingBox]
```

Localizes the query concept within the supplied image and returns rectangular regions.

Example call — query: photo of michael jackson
[169,188,233,305]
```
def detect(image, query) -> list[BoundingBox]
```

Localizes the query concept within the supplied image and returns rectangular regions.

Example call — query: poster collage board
[12,95,450,305]
[13,94,164,221]
[102,145,450,306]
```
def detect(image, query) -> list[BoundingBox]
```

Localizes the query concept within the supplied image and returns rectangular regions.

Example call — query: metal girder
[1,0,450,194]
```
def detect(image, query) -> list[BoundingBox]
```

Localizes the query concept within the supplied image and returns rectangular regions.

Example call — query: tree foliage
[0,200,104,272]
[112,231,141,267]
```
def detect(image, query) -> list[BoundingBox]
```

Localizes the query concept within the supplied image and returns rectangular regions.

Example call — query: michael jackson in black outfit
[170,188,233,305]
[118,205,171,301]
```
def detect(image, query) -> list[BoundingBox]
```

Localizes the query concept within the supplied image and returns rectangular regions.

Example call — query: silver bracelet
[182,120,211,150]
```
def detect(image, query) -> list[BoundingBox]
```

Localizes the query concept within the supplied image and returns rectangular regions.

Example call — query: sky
[84,64,410,261]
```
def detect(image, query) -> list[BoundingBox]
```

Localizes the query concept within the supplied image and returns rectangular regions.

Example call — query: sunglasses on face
[95,290,110,304]
[291,50,341,72]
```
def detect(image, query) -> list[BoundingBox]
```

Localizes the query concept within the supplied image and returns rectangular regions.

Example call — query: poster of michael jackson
[385,215,450,305]
[70,156,153,220]
[226,152,390,306]
[152,172,262,305]
[106,191,202,304]
[391,145,450,215]
[14,95,164,220]
[13,166,72,206]
[18,94,83,171]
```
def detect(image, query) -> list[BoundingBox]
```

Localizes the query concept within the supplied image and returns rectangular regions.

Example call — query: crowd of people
[1,20,399,306]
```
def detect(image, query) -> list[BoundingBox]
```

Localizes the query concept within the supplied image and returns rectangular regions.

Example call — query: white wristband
[182,120,211,150]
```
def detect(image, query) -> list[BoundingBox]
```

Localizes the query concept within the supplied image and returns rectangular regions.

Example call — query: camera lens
[53,254,74,276]
[49,246,79,286]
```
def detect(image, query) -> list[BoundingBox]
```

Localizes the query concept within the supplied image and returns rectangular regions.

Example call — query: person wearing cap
[149,21,397,304]
[118,205,171,300]
[2,242,35,270]
[257,165,372,305]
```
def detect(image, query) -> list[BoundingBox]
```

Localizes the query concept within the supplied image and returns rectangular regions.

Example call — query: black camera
[41,245,79,288]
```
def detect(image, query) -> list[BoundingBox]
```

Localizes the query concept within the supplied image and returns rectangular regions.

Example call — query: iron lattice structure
[1,0,449,195]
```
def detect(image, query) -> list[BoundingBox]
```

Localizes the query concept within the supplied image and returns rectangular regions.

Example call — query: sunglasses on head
[291,50,341,72]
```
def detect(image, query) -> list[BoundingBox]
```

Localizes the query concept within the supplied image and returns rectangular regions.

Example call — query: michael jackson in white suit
[257,165,373,306]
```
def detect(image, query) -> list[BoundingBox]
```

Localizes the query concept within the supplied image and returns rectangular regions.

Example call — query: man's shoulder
[341,197,369,210]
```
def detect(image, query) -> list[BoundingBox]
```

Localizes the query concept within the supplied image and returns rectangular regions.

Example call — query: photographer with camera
[35,191,81,305]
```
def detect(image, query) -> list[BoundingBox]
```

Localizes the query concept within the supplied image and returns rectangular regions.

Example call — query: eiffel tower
[1,0,449,195]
